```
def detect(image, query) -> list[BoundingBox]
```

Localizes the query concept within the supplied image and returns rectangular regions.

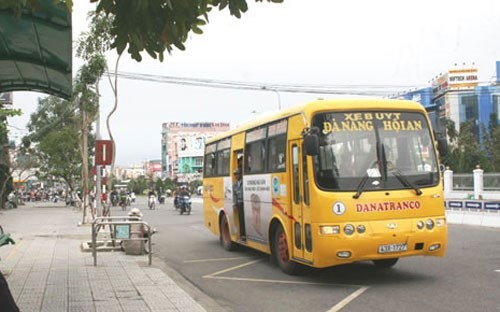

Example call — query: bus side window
[204,153,216,177]
[246,153,252,172]
[245,140,266,173]
[292,145,300,204]
[277,153,285,169]
[267,134,286,172]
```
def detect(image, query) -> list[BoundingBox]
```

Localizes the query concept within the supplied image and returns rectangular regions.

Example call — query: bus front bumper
[311,217,447,268]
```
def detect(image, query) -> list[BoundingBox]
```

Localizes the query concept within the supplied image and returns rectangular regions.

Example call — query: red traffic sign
[95,140,113,166]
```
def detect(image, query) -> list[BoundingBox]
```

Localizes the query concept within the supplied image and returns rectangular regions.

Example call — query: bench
[0,225,15,247]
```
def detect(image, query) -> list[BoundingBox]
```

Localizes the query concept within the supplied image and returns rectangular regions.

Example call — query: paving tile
[0,203,208,312]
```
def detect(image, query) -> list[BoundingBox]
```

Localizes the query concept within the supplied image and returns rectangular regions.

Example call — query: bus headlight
[320,225,340,235]
[417,221,425,230]
[357,224,366,234]
[425,219,435,230]
[344,224,355,235]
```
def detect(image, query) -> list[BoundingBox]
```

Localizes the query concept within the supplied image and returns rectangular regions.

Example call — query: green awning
[0,0,72,100]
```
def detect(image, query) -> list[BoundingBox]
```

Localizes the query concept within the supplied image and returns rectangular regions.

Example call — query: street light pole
[261,86,282,110]
[273,89,282,110]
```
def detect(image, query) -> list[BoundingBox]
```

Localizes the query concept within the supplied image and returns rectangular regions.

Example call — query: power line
[105,70,429,97]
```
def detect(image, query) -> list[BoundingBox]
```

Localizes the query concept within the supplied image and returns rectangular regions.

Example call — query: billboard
[448,68,478,89]
[177,135,206,157]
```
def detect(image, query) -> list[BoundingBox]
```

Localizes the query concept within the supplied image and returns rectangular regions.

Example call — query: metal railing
[484,173,500,192]
[452,173,474,191]
[450,172,500,192]
[91,216,153,266]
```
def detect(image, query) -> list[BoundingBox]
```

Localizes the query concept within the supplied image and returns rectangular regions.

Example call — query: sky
[8,0,500,166]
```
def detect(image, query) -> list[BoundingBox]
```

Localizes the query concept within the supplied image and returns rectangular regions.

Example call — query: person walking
[232,168,246,241]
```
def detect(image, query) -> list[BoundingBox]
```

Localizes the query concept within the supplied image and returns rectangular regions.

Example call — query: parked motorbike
[179,195,191,215]
[6,193,17,209]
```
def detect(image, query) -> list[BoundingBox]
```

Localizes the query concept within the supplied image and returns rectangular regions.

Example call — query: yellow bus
[203,99,447,274]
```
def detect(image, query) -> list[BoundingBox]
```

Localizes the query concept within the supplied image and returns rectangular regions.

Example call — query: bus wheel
[220,214,237,251]
[273,225,300,275]
[373,258,399,268]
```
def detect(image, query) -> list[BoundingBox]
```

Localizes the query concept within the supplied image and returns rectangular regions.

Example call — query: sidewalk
[0,201,208,312]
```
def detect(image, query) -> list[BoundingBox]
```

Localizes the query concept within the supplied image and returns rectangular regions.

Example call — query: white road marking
[205,275,339,286]
[204,259,261,277]
[326,286,370,312]
[495,269,500,273]
[183,257,250,263]
[188,257,369,310]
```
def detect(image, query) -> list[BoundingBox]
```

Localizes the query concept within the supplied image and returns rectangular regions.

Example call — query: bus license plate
[378,243,407,254]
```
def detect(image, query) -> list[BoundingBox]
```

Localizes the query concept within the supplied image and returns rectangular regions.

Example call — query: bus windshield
[311,111,439,192]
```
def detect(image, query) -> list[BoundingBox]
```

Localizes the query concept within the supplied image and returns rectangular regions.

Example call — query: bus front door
[289,141,313,264]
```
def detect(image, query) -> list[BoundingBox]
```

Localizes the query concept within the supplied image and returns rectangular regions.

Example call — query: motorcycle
[179,195,191,215]
[6,193,17,209]
[148,195,156,210]
[110,193,119,207]
[174,195,181,210]
[119,194,129,211]
[158,194,165,204]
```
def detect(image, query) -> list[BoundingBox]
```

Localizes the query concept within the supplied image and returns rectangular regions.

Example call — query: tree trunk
[0,116,12,209]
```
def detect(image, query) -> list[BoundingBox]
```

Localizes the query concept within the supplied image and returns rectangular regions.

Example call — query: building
[113,163,145,180]
[161,122,230,182]
[145,160,162,180]
[398,61,500,140]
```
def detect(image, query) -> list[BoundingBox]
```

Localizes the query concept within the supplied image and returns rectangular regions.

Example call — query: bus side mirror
[304,134,319,156]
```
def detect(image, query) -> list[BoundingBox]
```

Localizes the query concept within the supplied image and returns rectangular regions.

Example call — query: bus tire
[372,258,399,268]
[273,225,301,275]
[220,214,237,251]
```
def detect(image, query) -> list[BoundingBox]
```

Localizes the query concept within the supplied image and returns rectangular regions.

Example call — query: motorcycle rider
[148,189,156,198]
[178,185,191,214]
[130,191,136,203]
[110,189,118,206]
[179,185,190,197]
[173,186,181,209]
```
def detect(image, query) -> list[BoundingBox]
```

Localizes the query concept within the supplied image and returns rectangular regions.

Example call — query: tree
[482,113,500,172]
[93,0,284,61]
[0,105,21,208]
[22,96,94,202]
[442,119,490,173]
[76,10,124,199]
[128,176,148,195]
[1,0,284,62]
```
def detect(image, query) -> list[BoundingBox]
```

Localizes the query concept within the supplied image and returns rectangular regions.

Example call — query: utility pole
[95,106,102,218]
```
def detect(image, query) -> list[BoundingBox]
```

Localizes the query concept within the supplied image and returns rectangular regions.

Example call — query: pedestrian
[0,271,19,312]
[232,168,246,241]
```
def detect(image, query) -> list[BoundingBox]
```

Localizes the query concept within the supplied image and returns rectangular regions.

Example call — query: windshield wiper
[353,174,370,199]
[391,169,422,196]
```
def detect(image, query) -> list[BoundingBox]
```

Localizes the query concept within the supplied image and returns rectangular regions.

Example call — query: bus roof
[207,98,426,144]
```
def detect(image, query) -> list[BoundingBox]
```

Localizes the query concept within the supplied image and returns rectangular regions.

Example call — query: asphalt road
[133,196,500,312]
